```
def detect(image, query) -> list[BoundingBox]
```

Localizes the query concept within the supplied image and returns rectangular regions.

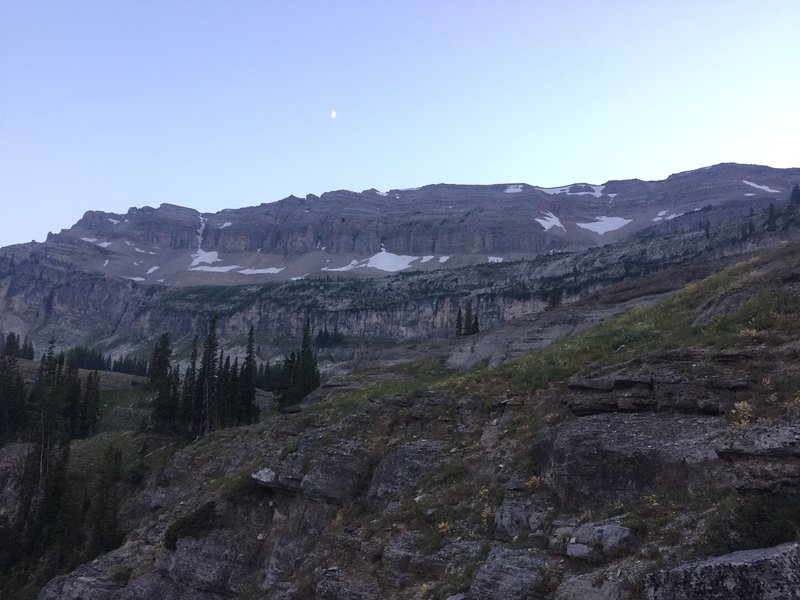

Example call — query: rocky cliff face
[1,196,792,359]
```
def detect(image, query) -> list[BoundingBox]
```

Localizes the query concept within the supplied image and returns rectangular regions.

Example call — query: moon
[330,109,337,119]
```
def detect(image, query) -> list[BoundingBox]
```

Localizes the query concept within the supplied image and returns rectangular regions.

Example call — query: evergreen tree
[547,286,563,309]
[767,202,778,231]
[16,340,71,564]
[4,332,20,357]
[21,336,34,360]
[0,340,26,444]
[455,308,463,337]
[197,317,219,434]
[299,319,320,396]
[80,371,100,438]
[217,352,231,428]
[791,184,800,205]
[470,306,479,335]
[150,333,176,432]
[239,326,259,424]
[87,443,122,557]
[463,304,473,336]
[278,320,321,408]
[61,352,82,440]
[180,336,199,437]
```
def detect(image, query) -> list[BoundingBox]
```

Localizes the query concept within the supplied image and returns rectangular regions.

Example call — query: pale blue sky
[1,1,798,247]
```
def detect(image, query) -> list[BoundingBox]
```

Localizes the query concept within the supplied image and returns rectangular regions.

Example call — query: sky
[1,1,799,247]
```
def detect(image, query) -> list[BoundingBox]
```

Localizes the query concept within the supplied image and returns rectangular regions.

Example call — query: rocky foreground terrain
[2,164,800,598]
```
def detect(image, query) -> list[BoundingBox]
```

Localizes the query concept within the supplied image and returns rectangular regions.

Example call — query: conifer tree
[197,317,219,434]
[150,333,176,432]
[791,184,800,205]
[767,202,778,231]
[463,303,473,336]
[61,352,82,439]
[0,342,26,443]
[470,306,479,335]
[299,319,320,395]
[239,326,258,423]
[180,336,199,436]
[78,370,100,438]
[87,443,122,557]
[455,308,463,337]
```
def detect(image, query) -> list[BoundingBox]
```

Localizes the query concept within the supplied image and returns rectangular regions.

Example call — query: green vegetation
[148,319,260,437]
[163,501,219,550]
[701,491,800,555]
[446,253,793,399]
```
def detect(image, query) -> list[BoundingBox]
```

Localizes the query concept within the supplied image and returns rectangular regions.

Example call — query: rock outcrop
[646,543,800,599]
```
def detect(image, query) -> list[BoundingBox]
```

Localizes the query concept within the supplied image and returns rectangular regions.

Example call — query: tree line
[252,320,321,409]
[147,318,260,437]
[0,339,107,593]
[455,302,480,337]
[0,331,35,360]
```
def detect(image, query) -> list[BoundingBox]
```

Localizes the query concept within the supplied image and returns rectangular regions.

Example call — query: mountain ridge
[3,162,796,287]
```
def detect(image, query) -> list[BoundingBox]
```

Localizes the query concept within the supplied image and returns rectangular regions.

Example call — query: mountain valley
[2,163,800,599]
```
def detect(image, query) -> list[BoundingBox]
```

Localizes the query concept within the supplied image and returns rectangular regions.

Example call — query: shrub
[164,501,218,550]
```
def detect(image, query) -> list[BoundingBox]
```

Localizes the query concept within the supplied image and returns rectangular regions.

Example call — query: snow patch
[374,190,388,197]
[122,276,145,282]
[537,183,606,198]
[190,217,222,267]
[744,193,755,197]
[134,247,146,253]
[146,266,160,275]
[220,222,232,229]
[96,241,112,248]
[504,184,524,194]
[488,256,504,263]
[81,237,98,243]
[439,256,450,263]
[322,249,421,273]
[743,180,780,194]
[108,218,120,225]
[291,274,309,281]
[191,250,221,267]
[420,255,435,263]
[665,213,682,220]
[189,265,242,273]
[535,211,566,232]
[103,260,109,267]
[238,267,285,275]
[658,210,668,217]
[575,216,632,234]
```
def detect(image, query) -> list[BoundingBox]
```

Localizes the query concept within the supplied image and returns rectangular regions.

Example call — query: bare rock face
[467,548,548,600]
[646,543,800,599]
[532,413,725,510]
[366,439,446,514]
